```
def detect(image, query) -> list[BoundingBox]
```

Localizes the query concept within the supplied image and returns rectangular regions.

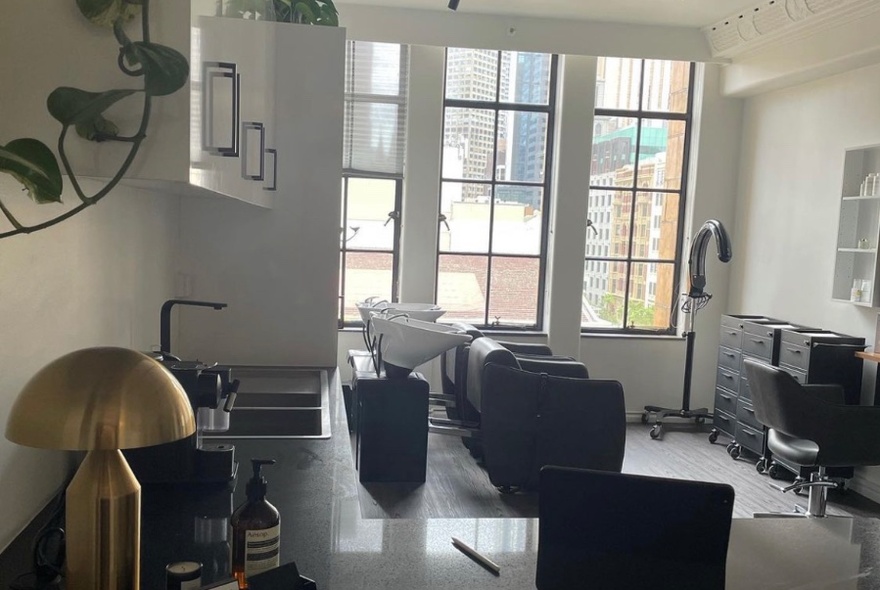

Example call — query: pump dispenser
[231,459,280,589]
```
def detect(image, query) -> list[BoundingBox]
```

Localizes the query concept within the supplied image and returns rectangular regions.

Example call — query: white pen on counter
[451,537,501,576]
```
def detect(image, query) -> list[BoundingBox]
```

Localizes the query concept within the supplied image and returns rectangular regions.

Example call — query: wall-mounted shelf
[832,145,880,306]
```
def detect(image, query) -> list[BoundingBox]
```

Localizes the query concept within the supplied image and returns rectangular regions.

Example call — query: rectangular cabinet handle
[242,121,266,181]
[202,62,240,157]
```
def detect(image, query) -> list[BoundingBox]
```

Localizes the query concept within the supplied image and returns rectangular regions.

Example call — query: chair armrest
[497,341,553,356]
[801,384,846,405]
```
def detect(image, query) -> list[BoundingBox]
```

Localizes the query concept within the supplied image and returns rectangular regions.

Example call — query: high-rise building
[507,52,551,209]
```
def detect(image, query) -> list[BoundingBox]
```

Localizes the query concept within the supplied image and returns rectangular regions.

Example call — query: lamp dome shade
[5,347,195,451]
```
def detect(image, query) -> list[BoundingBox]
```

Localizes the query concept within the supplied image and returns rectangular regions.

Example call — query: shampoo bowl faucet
[160,299,228,357]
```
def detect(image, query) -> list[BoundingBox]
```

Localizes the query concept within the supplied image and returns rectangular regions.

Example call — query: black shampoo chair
[468,337,625,491]
[743,358,880,516]
[439,322,567,424]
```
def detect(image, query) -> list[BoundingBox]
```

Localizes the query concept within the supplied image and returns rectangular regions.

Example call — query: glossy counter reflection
[137,369,879,590]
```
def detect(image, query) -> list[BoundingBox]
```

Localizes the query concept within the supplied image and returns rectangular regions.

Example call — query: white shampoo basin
[356,300,446,323]
[370,316,471,377]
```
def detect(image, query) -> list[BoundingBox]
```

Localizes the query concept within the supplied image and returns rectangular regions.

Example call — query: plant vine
[0,0,189,240]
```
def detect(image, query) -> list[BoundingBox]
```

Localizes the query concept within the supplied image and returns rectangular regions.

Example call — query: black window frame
[582,60,696,335]
[435,50,559,331]
[338,173,404,328]
[338,41,409,328]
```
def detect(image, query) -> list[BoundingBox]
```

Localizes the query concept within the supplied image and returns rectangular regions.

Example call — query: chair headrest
[449,322,485,340]
[466,337,519,412]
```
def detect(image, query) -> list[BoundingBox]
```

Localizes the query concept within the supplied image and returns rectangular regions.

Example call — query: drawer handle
[744,407,755,415]
[720,393,732,401]
[723,352,736,358]
[749,339,765,345]
[786,348,802,354]
[719,415,731,423]
[727,330,738,336]
[723,374,734,380]
[742,430,757,439]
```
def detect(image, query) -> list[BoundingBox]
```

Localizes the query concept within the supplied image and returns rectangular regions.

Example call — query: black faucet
[160,299,228,357]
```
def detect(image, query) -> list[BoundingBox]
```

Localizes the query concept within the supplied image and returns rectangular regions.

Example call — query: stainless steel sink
[204,367,331,439]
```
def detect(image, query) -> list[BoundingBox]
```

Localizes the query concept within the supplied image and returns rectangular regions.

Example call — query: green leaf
[294,1,317,23]
[75,115,120,141]
[319,3,338,25]
[76,0,141,28]
[0,139,63,204]
[122,42,189,96]
[47,87,137,127]
[76,0,115,20]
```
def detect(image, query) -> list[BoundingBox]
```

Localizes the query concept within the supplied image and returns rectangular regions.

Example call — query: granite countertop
[5,368,880,589]
[139,368,541,590]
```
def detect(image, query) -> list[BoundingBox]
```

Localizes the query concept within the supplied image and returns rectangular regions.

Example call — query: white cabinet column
[399,45,446,303]
[545,55,597,358]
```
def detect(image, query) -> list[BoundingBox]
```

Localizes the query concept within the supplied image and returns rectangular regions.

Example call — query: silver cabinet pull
[202,62,240,157]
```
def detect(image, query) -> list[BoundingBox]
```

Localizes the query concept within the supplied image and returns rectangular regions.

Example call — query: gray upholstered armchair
[743,357,880,516]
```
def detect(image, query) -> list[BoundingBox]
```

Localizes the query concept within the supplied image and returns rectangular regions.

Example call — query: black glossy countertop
[6,368,880,589]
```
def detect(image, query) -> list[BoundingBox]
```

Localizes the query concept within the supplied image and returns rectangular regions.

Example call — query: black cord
[9,484,68,590]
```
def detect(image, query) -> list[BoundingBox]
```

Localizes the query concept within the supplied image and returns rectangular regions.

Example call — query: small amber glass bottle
[231,459,280,589]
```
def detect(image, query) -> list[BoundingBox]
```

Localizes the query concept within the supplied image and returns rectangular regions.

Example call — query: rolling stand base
[642,406,712,440]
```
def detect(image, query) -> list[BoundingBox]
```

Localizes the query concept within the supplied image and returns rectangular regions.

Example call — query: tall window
[583,58,695,332]
[339,41,409,325]
[437,49,557,329]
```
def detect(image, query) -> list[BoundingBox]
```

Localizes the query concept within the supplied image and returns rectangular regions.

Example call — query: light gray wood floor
[357,422,880,519]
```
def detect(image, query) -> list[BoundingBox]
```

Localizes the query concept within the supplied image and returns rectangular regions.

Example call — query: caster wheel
[768,463,781,479]
[641,412,649,424]
[728,445,741,459]
[649,426,661,439]
[756,458,768,474]
[726,442,736,453]
[708,430,719,444]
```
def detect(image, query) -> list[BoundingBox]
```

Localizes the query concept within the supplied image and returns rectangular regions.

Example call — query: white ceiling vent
[704,0,880,58]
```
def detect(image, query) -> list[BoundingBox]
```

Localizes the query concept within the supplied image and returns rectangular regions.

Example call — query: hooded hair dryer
[688,219,732,298]
[643,218,732,440]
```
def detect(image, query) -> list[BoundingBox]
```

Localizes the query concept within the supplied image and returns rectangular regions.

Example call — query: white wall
[0,179,180,551]
[732,60,880,499]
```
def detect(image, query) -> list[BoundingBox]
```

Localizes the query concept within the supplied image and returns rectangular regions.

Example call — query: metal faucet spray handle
[160,299,228,357]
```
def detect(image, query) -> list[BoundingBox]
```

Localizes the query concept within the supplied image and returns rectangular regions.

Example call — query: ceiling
[337,0,762,28]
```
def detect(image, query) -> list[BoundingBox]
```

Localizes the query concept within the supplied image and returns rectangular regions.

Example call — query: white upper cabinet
[189,16,277,208]
[832,145,880,306]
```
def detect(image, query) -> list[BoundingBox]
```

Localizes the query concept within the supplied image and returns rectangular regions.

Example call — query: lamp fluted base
[66,449,141,590]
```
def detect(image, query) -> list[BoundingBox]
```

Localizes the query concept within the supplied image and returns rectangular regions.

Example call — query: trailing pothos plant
[225,0,339,26]
[0,0,188,239]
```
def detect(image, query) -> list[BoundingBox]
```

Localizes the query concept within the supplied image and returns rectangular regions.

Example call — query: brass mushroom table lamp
[5,347,196,590]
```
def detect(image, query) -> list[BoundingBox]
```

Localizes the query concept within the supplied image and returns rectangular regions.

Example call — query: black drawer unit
[710,315,777,443]
[777,330,865,405]
[712,317,866,484]
[711,317,822,467]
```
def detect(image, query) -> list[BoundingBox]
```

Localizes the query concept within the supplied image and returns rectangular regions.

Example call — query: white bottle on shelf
[852,279,864,302]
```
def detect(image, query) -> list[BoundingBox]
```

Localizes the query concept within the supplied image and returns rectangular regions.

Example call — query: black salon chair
[743,358,880,516]
[439,322,566,424]
[468,337,625,491]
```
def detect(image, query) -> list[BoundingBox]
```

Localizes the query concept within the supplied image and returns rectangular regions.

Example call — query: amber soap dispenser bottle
[231,459,280,589]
